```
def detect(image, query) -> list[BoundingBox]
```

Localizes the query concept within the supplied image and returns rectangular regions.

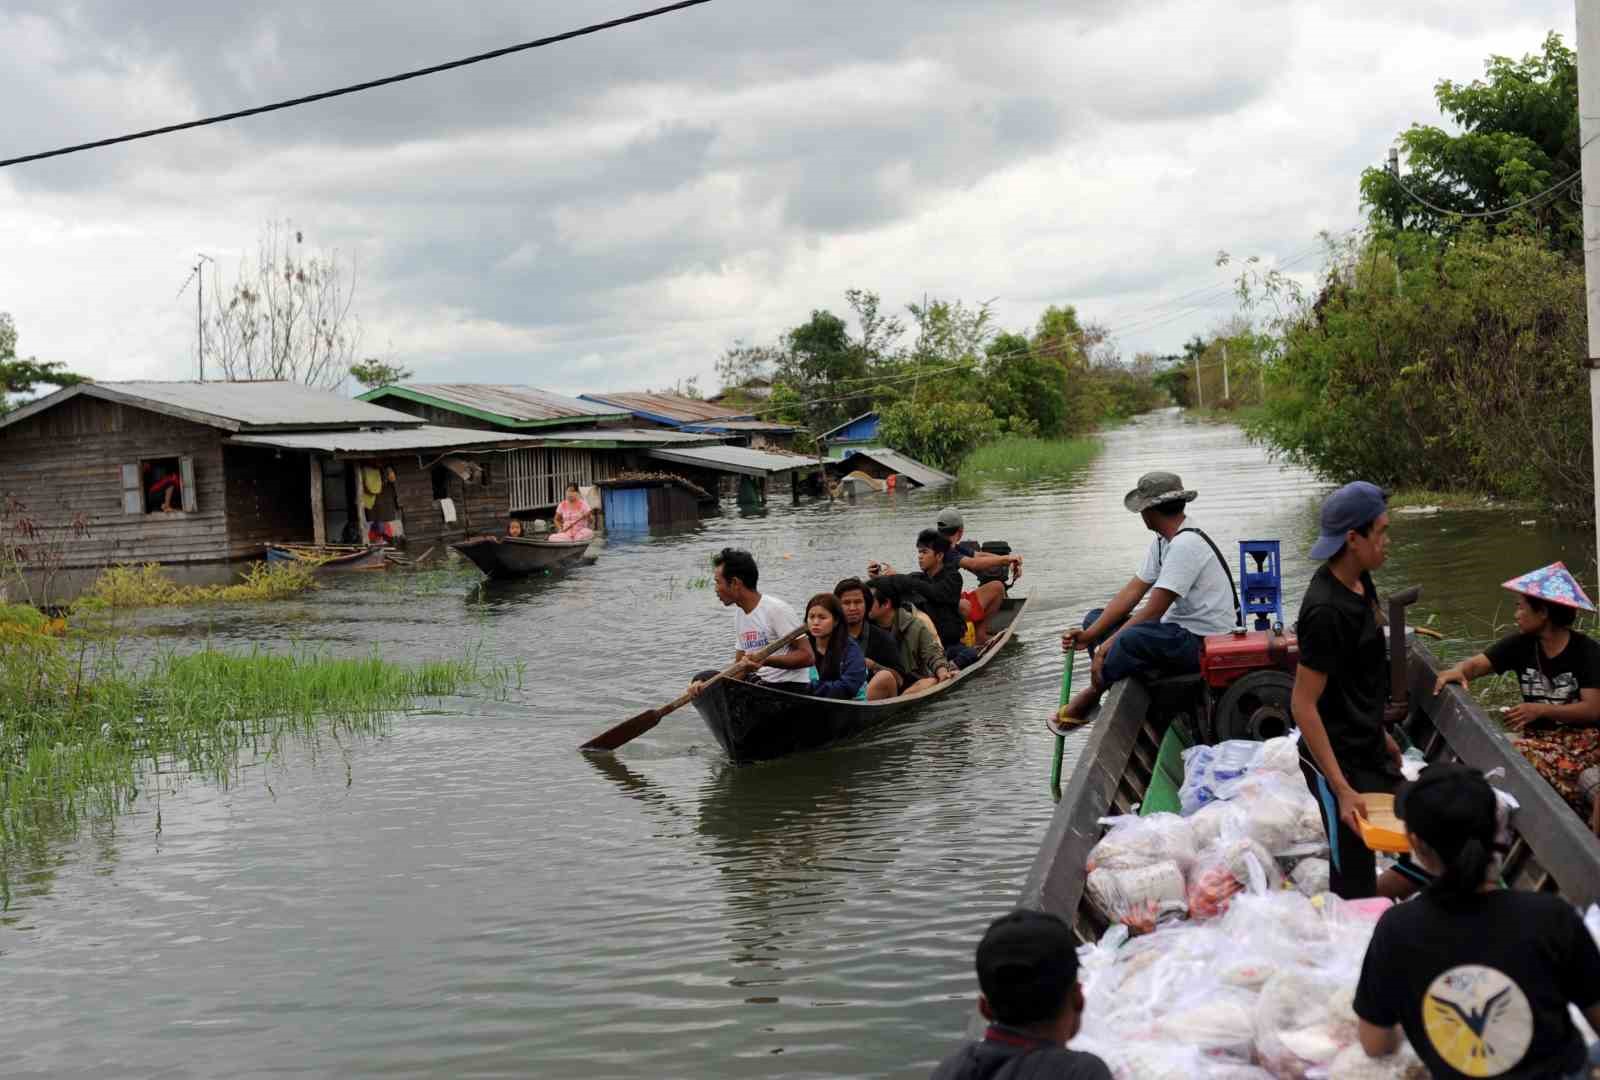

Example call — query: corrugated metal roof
[820,410,879,440]
[227,425,546,454]
[580,391,759,425]
[0,380,422,433]
[841,447,954,488]
[679,418,799,434]
[521,429,725,447]
[648,444,818,477]
[361,384,629,426]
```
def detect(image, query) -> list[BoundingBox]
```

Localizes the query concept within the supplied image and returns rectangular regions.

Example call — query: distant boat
[451,534,594,579]
[265,543,388,572]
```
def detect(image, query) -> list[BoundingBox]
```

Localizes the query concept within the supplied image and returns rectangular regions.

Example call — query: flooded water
[3,409,1590,1079]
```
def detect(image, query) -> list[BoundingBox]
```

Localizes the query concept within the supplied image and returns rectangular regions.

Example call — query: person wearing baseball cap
[1352,764,1600,1078]
[930,910,1111,1080]
[935,507,1022,645]
[1055,471,1240,729]
[1290,480,1420,899]
[1434,562,1600,835]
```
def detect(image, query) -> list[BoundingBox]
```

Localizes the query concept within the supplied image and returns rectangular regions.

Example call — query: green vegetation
[0,312,85,415]
[715,291,1174,471]
[0,601,517,864]
[76,561,319,609]
[1199,35,1592,513]
[961,436,1104,484]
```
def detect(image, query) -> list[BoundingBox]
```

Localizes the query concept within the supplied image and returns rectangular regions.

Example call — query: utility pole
[1194,353,1203,409]
[194,253,213,381]
[1221,341,1231,401]
[1388,146,1404,295]
[1578,0,1600,568]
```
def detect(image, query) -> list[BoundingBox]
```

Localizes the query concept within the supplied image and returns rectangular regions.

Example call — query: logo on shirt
[1421,964,1532,1076]
[1517,668,1579,706]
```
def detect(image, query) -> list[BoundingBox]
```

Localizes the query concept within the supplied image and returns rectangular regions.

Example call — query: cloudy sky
[0,0,1575,396]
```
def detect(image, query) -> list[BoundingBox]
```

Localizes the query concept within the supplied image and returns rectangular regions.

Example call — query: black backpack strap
[1177,527,1242,628]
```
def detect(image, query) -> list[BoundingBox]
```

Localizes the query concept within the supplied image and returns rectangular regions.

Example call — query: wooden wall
[223,446,315,559]
[0,396,229,567]
[378,455,511,547]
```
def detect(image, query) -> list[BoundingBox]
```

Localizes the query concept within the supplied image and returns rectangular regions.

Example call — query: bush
[76,561,318,609]
[877,399,999,471]
[1247,228,1590,508]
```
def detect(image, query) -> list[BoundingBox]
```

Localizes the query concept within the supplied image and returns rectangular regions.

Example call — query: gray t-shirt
[1136,519,1237,637]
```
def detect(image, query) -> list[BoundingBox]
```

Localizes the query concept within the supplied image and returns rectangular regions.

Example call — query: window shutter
[179,456,197,513]
[121,463,142,514]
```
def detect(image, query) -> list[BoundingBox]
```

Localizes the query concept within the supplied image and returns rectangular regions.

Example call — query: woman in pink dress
[550,484,595,541]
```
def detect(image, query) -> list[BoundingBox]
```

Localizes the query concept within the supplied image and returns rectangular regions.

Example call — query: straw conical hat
[1501,561,1596,612]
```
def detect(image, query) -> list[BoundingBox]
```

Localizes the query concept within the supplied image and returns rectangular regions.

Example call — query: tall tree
[1360,32,1580,250]
[205,221,362,387]
[348,357,414,390]
[0,313,85,414]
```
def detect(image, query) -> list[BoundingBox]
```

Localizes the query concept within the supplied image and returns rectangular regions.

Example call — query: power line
[1390,170,1579,220]
[0,0,714,170]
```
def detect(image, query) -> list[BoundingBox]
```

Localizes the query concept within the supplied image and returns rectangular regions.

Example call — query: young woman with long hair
[803,593,867,700]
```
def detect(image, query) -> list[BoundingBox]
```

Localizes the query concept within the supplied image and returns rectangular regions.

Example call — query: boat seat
[1139,672,1204,710]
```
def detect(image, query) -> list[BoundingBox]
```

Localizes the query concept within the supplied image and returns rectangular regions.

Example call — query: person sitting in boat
[804,592,869,700]
[550,484,595,542]
[506,518,525,538]
[1433,562,1600,835]
[687,548,814,698]
[833,577,905,701]
[929,909,1111,1080]
[935,507,1022,645]
[1056,471,1238,727]
[868,579,956,694]
[1353,764,1600,1079]
[868,529,977,669]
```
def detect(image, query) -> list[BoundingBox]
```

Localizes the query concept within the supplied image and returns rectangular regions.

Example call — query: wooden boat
[450,534,592,579]
[265,543,388,572]
[691,595,1029,763]
[1023,638,1600,944]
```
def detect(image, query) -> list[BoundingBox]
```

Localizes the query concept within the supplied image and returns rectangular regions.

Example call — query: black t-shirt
[852,622,906,677]
[1296,565,1392,780]
[1484,629,1600,713]
[878,562,966,648]
[929,1030,1111,1080]
[1353,890,1600,1079]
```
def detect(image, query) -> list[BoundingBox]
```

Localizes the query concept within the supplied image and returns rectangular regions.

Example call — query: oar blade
[579,708,662,753]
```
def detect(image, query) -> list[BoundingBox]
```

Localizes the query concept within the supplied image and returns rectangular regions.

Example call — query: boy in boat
[1055,471,1238,727]
[1433,562,1600,835]
[935,507,1022,645]
[834,577,906,701]
[1353,764,1600,1079]
[930,910,1111,1080]
[687,548,814,697]
[868,529,978,669]
[1291,481,1422,899]
[867,579,956,694]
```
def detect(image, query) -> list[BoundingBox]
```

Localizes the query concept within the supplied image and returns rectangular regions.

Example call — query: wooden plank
[309,455,326,545]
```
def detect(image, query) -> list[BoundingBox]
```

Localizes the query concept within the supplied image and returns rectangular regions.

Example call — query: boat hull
[451,535,592,578]
[691,595,1029,763]
[1023,639,1600,943]
[265,544,388,572]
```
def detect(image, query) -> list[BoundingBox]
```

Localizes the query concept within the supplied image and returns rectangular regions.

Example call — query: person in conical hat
[1434,561,1600,833]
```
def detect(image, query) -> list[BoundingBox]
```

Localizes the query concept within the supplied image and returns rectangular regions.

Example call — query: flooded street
[3,409,1590,1079]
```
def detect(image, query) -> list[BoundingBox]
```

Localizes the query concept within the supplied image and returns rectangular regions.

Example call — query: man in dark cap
[936,506,1022,646]
[930,910,1111,1080]
[1055,471,1239,728]
[1290,481,1421,899]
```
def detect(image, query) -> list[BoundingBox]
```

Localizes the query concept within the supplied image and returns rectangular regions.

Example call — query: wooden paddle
[579,625,808,753]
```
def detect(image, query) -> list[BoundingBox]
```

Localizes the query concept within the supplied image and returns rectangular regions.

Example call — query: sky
[0,0,1576,397]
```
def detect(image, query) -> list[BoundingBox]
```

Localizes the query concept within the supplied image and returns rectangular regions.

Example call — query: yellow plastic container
[1356,793,1410,854]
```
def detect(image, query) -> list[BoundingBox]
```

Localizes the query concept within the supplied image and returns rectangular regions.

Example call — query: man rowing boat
[687,547,814,698]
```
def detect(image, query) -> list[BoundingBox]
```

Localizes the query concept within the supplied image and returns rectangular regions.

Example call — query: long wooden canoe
[265,543,388,572]
[1023,638,1600,943]
[450,535,592,579]
[690,595,1029,763]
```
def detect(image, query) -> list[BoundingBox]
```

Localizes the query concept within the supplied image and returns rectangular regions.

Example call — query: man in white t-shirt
[1055,471,1239,728]
[688,547,814,697]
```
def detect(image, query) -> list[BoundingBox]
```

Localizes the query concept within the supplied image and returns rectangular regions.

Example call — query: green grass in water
[962,436,1103,483]
[76,562,318,609]
[0,620,517,871]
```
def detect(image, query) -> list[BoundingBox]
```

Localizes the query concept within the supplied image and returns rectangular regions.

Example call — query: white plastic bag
[1088,813,1199,873]
[1256,733,1303,776]
[1290,857,1331,897]
[1087,862,1188,934]
[1325,1040,1426,1079]
[1180,740,1264,814]
[1254,968,1356,1079]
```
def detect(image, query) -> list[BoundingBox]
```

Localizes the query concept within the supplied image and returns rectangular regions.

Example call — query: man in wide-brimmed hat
[1054,471,1239,730]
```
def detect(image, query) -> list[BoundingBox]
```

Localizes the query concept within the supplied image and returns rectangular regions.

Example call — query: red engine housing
[1199,630,1298,690]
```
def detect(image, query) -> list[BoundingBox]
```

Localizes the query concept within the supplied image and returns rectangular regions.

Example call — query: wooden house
[576,391,799,450]
[0,381,565,568]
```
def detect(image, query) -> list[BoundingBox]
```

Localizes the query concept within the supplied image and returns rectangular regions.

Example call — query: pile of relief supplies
[1072,733,1600,1079]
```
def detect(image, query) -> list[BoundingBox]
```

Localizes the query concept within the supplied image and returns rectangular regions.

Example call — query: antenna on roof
[178,254,214,381]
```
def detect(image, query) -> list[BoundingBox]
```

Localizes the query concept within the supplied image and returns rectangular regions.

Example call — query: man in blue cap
[1290,481,1420,899]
